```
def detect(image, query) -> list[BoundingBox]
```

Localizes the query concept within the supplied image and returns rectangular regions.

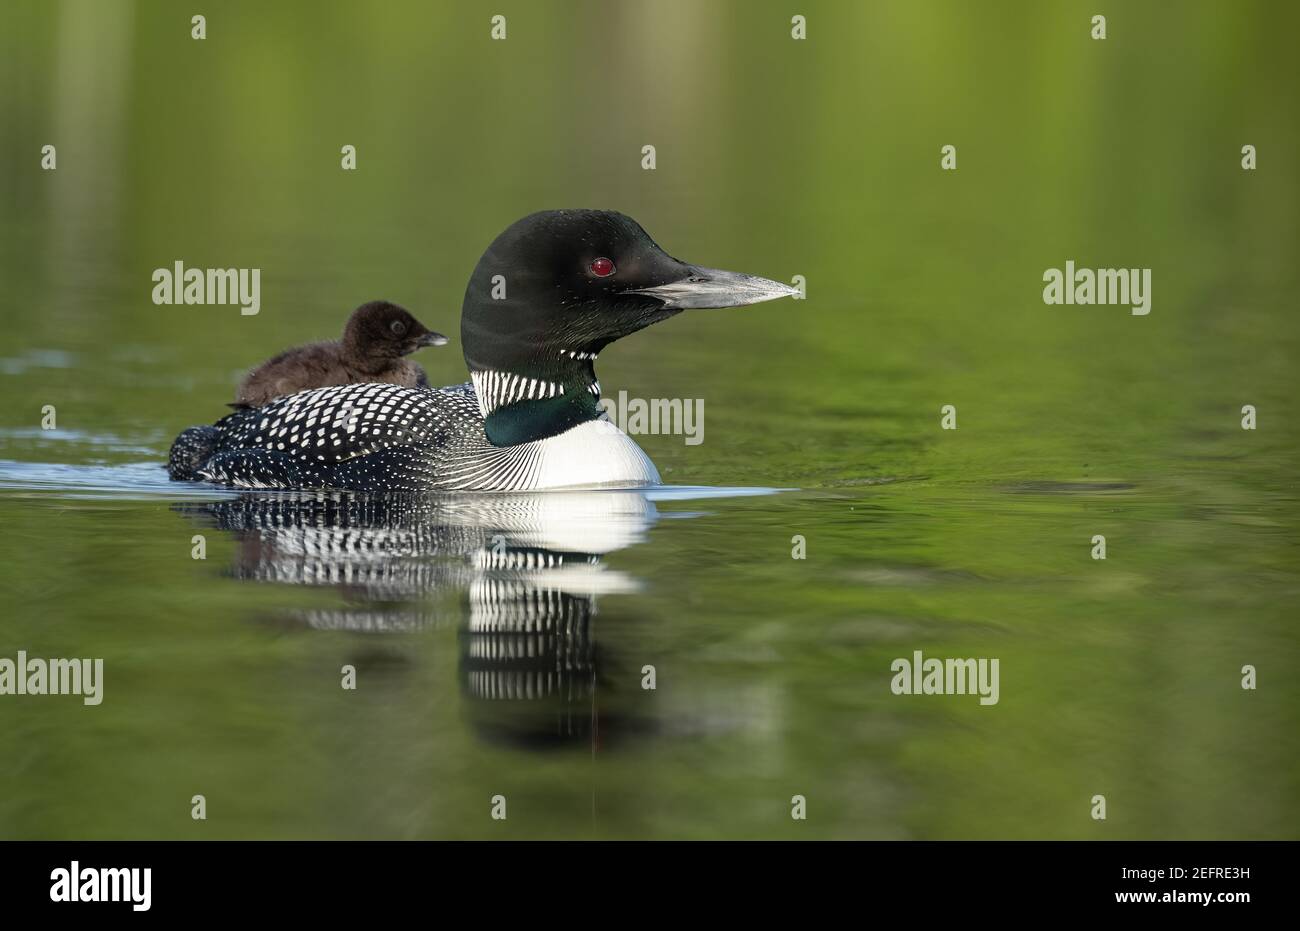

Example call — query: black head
[460,210,796,445]
[343,300,447,364]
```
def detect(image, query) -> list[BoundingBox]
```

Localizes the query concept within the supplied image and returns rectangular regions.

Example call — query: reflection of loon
[168,210,797,491]
[178,488,663,747]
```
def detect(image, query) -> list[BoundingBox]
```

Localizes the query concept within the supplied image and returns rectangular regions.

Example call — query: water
[1,0,1297,839]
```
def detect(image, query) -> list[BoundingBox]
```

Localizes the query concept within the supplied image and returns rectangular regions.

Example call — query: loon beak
[418,331,449,347]
[627,266,800,310]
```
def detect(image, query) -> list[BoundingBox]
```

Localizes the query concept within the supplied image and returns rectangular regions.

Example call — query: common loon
[168,209,797,491]
[231,300,446,409]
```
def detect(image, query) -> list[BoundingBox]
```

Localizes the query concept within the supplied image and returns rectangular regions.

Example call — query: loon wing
[180,382,468,490]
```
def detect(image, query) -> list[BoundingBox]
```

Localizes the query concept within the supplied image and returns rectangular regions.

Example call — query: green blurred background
[0,0,1296,839]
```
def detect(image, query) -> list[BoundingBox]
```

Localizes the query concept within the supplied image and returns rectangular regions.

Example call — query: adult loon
[168,209,797,492]
[232,300,447,409]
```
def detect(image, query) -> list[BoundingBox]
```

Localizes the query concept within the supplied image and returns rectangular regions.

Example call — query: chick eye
[590,257,615,277]
[390,320,407,336]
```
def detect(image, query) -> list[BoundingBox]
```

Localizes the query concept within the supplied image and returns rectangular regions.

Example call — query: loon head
[342,300,448,365]
[461,209,797,446]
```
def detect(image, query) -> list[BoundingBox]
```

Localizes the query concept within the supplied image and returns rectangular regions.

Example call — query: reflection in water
[176,489,664,749]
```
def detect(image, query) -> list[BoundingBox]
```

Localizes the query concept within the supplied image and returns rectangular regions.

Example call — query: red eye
[590,257,615,277]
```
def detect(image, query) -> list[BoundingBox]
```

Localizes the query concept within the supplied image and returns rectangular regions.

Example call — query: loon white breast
[167,209,798,493]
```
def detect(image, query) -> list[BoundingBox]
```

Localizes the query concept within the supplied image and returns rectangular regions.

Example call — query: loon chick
[168,209,798,491]
[231,300,447,408]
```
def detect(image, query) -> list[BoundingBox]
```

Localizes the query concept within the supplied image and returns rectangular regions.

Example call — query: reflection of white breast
[446,486,660,554]
[530,419,660,490]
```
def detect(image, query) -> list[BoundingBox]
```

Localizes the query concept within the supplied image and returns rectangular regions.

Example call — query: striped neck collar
[470,370,570,418]
[468,357,605,446]
[468,350,601,418]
